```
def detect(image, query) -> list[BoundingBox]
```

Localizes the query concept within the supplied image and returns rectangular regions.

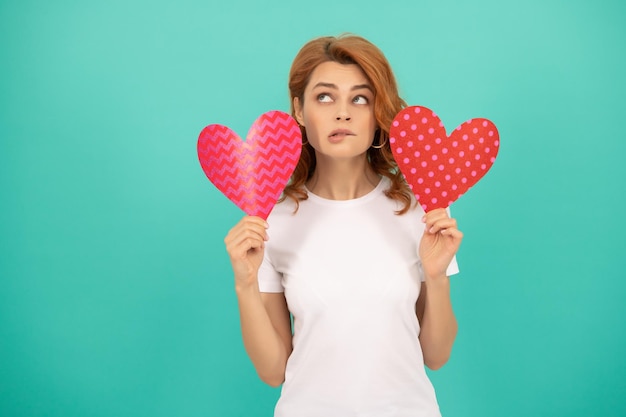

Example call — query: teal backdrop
[1,0,625,416]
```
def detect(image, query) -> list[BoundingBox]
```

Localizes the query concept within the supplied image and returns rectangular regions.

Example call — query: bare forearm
[236,280,289,386]
[419,276,457,370]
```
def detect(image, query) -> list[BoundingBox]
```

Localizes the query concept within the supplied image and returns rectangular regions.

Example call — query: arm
[225,216,293,387]
[236,286,292,386]
[416,278,457,370]
[416,208,463,370]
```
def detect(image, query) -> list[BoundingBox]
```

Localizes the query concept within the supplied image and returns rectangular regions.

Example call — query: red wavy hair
[282,34,414,214]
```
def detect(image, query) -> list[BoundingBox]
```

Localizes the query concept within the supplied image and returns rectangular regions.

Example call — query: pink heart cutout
[390,106,499,212]
[197,111,302,219]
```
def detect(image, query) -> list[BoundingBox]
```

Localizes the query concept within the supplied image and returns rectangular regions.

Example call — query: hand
[224,216,269,287]
[419,208,463,280]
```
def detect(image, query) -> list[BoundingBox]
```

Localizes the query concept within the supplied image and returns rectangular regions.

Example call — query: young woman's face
[294,61,377,162]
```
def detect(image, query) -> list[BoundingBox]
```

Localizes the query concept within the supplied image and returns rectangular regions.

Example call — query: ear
[293,97,304,126]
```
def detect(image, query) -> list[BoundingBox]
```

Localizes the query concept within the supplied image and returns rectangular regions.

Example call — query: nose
[336,107,351,121]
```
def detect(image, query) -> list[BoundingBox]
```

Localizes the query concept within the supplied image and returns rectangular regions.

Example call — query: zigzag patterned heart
[197,111,302,219]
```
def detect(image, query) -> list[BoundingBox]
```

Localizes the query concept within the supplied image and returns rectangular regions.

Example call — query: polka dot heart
[389,105,499,212]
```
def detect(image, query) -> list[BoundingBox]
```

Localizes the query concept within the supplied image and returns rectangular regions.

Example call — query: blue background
[1,0,625,416]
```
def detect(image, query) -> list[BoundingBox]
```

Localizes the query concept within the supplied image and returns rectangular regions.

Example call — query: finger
[226,217,269,243]
[226,227,267,253]
[226,234,266,261]
[426,217,458,234]
[224,217,269,257]
[422,208,449,228]
[230,222,268,242]
[422,207,448,220]
[243,215,270,229]
[441,227,464,241]
[232,216,269,238]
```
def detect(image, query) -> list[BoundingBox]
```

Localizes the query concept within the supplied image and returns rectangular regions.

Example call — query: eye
[353,95,369,105]
[317,93,333,103]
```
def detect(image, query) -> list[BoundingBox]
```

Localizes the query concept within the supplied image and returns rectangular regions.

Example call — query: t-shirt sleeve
[257,251,284,293]
[417,255,459,282]
[446,255,460,276]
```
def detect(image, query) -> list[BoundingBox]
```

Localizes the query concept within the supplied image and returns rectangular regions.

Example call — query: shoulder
[265,195,308,239]
[268,195,300,221]
[378,177,423,219]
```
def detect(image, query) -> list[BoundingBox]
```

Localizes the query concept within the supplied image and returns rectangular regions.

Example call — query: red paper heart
[197,111,302,219]
[390,106,499,212]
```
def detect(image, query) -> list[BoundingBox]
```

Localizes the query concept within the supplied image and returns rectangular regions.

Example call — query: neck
[307,155,380,200]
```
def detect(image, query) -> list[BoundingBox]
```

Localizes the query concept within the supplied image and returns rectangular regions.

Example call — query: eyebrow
[312,82,373,92]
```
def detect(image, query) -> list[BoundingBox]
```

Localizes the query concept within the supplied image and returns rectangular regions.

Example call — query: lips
[328,129,355,139]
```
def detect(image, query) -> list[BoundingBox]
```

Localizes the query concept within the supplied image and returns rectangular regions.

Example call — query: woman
[225,34,462,416]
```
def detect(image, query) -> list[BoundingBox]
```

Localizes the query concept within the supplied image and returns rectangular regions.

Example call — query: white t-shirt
[258,177,459,417]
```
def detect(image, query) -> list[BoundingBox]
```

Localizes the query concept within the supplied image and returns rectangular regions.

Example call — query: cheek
[301,109,324,137]
[364,109,377,133]
[301,120,321,147]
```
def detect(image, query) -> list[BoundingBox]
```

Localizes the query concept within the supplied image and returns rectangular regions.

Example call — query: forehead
[306,61,370,89]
